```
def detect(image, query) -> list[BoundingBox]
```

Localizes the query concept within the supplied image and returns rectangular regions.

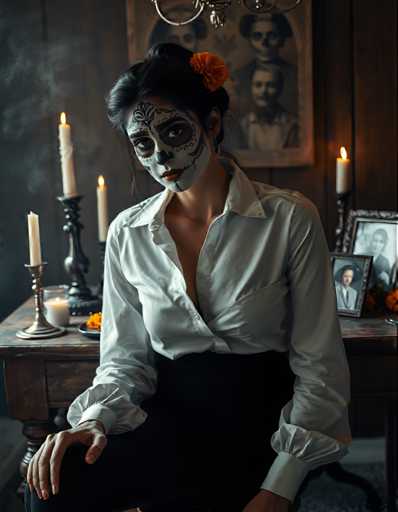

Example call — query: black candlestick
[334,191,351,252]
[97,241,106,300]
[57,194,101,315]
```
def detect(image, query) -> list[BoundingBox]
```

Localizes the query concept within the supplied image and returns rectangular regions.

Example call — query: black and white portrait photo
[127,0,313,168]
[147,5,208,52]
[342,210,398,293]
[239,65,299,151]
[330,254,373,318]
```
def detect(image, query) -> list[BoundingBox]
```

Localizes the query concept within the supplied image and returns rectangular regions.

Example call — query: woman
[365,228,391,290]
[25,43,351,512]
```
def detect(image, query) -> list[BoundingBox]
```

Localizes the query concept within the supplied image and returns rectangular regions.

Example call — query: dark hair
[105,43,230,148]
[335,264,360,283]
[239,13,293,40]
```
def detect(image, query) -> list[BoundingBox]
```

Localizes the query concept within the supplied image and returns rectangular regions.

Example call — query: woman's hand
[26,419,107,501]
[243,489,292,512]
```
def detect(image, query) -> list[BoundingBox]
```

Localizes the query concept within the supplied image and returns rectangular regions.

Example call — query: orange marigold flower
[385,288,398,313]
[190,52,229,92]
[86,312,102,330]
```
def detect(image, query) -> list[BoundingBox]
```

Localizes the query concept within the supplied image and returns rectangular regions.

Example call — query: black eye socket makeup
[160,122,193,147]
[131,136,155,156]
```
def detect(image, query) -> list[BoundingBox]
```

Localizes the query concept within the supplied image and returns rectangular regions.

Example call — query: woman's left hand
[242,489,291,512]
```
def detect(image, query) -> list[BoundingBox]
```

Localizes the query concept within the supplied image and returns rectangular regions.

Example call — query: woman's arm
[66,219,157,435]
[260,195,352,503]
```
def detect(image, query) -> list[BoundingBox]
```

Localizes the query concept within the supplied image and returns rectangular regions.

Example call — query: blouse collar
[124,156,267,230]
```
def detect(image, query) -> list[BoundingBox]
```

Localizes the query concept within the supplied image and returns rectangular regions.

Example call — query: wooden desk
[0,298,397,509]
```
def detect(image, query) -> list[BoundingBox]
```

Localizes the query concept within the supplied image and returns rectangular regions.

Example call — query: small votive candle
[44,297,70,327]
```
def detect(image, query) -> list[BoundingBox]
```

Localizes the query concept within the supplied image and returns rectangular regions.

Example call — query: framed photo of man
[126,0,314,168]
[330,253,373,318]
[341,209,398,292]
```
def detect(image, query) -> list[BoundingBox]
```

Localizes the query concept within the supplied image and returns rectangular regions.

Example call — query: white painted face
[125,100,212,192]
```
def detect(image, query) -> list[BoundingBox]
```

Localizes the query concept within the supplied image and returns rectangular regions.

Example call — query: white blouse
[67,156,352,503]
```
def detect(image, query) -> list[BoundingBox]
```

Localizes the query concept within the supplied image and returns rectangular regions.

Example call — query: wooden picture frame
[341,209,398,292]
[330,252,373,318]
[126,0,314,168]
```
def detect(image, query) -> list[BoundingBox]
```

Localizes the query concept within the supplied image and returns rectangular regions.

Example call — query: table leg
[385,398,398,512]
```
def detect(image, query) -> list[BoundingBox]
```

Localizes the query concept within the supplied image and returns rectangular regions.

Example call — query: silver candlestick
[16,262,66,339]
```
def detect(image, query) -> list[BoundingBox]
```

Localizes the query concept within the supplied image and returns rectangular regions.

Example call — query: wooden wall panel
[353,0,397,211]
[321,0,354,245]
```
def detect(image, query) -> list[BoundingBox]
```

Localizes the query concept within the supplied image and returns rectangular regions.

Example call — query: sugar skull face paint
[125,100,212,192]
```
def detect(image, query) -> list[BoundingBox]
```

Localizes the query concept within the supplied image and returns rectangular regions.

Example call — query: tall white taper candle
[336,146,352,194]
[27,211,42,266]
[97,175,109,242]
[58,112,78,197]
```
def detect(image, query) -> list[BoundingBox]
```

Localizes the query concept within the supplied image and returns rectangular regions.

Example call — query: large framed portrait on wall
[126,0,314,168]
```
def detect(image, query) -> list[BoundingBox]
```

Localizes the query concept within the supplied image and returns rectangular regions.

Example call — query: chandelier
[150,0,303,29]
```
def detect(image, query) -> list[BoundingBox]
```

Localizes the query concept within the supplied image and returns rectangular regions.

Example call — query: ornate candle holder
[16,262,66,339]
[334,191,351,252]
[97,241,106,300]
[57,194,101,316]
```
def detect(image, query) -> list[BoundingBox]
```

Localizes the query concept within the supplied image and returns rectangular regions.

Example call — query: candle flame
[98,175,105,187]
[60,112,67,124]
[340,146,348,160]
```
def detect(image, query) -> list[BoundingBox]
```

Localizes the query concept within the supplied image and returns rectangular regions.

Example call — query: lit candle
[58,112,78,197]
[44,297,70,326]
[336,146,352,194]
[97,175,109,242]
[27,211,42,266]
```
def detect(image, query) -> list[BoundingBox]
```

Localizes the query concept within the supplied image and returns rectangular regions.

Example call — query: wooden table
[0,297,397,510]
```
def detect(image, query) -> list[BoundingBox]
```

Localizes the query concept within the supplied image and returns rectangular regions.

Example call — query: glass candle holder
[43,285,70,327]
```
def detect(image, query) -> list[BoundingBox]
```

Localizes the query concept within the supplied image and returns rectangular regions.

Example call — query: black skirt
[139,349,296,511]
[24,349,296,512]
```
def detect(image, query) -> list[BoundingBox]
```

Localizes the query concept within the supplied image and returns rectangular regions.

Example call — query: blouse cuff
[76,403,117,435]
[260,451,311,503]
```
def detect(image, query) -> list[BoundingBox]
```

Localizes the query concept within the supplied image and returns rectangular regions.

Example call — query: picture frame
[341,209,398,292]
[330,253,373,318]
[126,0,314,168]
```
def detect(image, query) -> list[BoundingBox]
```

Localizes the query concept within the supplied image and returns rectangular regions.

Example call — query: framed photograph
[341,209,398,292]
[330,253,373,318]
[126,0,314,168]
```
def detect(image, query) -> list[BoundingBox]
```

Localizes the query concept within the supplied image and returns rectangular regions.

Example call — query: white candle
[44,297,70,326]
[58,112,78,197]
[97,175,109,242]
[336,146,352,194]
[27,211,42,266]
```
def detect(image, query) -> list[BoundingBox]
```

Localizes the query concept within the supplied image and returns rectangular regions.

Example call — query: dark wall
[0,1,397,425]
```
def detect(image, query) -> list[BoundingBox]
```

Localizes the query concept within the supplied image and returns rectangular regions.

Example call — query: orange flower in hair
[190,52,229,92]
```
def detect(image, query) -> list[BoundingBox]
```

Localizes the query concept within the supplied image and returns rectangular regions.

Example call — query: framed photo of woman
[126,0,314,168]
[330,253,373,318]
[341,209,398,292]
